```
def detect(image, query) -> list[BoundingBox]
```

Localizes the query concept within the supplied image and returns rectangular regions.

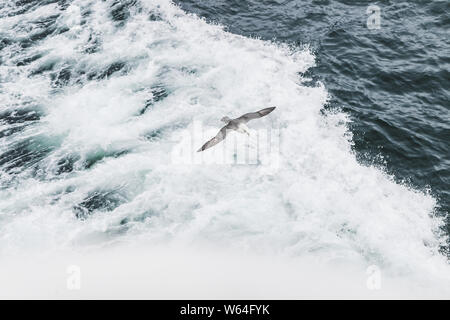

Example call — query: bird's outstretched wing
[236,106,276,123]
[197,126,228,152]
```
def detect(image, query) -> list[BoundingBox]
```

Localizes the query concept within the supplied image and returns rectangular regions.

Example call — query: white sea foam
[0,0,448,298]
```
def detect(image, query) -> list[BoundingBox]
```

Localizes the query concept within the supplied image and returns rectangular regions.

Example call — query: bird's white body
[236,123,251,135]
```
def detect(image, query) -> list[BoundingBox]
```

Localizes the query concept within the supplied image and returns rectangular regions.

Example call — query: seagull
[197,107,276,152]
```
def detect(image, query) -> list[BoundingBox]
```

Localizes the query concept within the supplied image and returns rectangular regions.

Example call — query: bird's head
[221,116,231,123]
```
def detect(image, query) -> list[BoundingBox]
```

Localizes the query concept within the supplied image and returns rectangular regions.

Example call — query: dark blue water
[176,0,450,244]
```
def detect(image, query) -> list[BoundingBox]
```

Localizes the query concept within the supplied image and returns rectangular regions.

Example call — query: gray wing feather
[236,106,276,123]
[197,126,228,152]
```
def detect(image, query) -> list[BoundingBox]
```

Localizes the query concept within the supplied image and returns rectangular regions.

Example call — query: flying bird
[197,107,276,152]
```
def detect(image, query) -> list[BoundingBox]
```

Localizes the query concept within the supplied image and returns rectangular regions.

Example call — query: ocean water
[175,0,450,243]
[0,0,448,298]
